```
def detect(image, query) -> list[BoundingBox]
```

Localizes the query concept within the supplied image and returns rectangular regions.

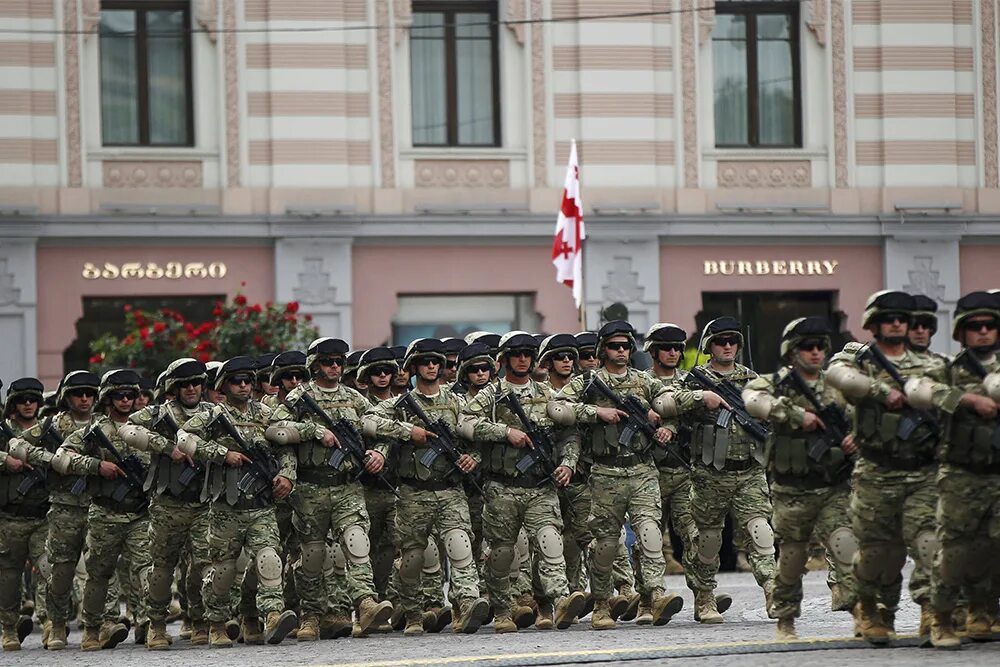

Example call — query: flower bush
[89,294,318,377]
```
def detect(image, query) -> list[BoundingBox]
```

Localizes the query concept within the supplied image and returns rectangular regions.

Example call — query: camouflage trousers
[562,479,636,594]
[292,480,376,615]
[365,486,398,602]
[146,496,210,622]
[82,506,151,628]
[203,504,285,622]
[685,465,777,593]
[931,464,1000,612]
[275,499,301,612]
[770,482,856,619]
[636,466,693,596]
[850,461,936,609]
[0,513,47,626]
[395,484,480,615]
[43,502,89,624]
[482,481,569,606]
[588,463,663,600]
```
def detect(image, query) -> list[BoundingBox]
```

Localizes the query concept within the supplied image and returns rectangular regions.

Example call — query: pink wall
[351,244,580,347]
[36,245,274,387]
[959,244,1000,291]
[660,244,884,338]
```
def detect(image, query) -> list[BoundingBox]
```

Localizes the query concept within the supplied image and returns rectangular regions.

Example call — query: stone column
[583,236,661,334]
[0,239,38,379]
[274,239,354,346]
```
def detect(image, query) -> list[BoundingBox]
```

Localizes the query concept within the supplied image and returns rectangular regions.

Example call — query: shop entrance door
[698,291,843,374]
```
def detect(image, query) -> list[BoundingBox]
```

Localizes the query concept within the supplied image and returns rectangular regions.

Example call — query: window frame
[713,1,802,149]
[411,1,501,148]
[99,0,195,147]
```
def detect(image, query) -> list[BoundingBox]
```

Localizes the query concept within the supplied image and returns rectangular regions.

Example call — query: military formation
[1,288,999,652]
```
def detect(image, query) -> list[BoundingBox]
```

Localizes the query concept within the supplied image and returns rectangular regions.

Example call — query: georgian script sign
[703,260,839,276]
[82,262,228,280]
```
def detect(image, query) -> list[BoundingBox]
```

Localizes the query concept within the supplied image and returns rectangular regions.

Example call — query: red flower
[143,340,154,349]
[89,354,103,364]
[135,314,147,328]
[139,327,149,340]
[285,301,299,314]
[123,304,132,313]
[254,335,265,347]
[304,314,313,322]
[234,294,247,306]
[196,340,213,352]
[198,352,211,363]
[212,306,223,317]
[153,322,167,333]
[124,334,135,345]
[184,322,195,333]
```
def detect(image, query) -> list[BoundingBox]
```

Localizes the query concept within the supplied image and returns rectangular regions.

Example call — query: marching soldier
[266,338,393,641]
[743,318,858,639]
[176,356,298,647]
[343,350,365,392]
[575,332,599,372]
[442,338,467,385]
[60,370,151,651]
[538,334,578,393]
[254,354,279,402]
[390,346,410,396]
[204,362,225,404]
[908,295,950,365]
[262,351,307,410]
[460,332,586,633]
[121,359,214,648]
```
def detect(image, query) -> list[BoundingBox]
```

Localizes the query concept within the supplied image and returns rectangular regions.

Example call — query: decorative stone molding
[681,1,699,187]
[64,0,83,187]
[196,0,218,43]
[697,2,715,43]
[831,0,848,187]
[102,161,204,188]
[81,0,100,37]
[393,0,525,45]
[394,0,412,46]
[806,0,827,46]
[601,257,645,304]
[506,0,526,45]
[717,161,811,188]
[276,240,353,344]
[223,0,240,186]
[293,258,338,306]
[531,0,546,186]
[378,1,397,187]
[414,160,509,188]
[903,257,946,300]
[983,0,999,188]
[0,259,21,307]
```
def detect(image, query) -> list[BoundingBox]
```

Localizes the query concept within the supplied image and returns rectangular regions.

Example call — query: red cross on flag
[552,139,585,307]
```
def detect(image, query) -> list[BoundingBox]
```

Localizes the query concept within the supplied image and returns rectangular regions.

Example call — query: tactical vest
[943,410,1000,473]
[768,379,852,487]
[0,468,49,517]
[202,407,276,509]
[396,400,462,487]
[855,402,937,470]
[88,428,149,514]
[481,391,551,485]
[294,396,361,484]
[686,371,762,468]
[144,405,204,503]
[587,374,654,458]
[38,415,92,507]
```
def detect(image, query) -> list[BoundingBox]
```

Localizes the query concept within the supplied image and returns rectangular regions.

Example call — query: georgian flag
[552,139,585,307]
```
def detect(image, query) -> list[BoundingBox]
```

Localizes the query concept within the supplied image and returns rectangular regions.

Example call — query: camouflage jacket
[62,414,150,512]
[1,418,46,465]
[678,363,766,465]
[129,400,214,456]
[928,350,999,470]
[19,410,96,506]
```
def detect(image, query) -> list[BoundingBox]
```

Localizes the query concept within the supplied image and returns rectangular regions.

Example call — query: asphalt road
[5,568,998,667]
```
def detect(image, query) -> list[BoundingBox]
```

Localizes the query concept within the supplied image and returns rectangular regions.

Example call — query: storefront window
[391,294,539,344]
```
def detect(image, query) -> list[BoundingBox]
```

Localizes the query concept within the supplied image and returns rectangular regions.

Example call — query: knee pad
[746,517,776,556]
[443,529,474,570]
[696,528,723,565]
[913,530,938,569]
[323,543,337,578]
[516,529,530,563]
[399,548,423,585]
[591,538,618,573]
[487,543,516,577]
[209,560,237,596]
[776,541,808,586]
[330,543,347,575]
[342,525,371,566]
[636,520,663,560]
[856,543,905,586]
[148,565,174,603]
[827,527,858,569]
[300,541,326,577]
[422,539,441,575]
[536,525,565,566]
[255,547,283,588]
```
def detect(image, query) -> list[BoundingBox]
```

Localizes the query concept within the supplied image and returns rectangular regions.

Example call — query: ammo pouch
[202,459,274,508]
[856,403,936,469]
[94,477,148,514]
[397,441,456,485]
[146,454,202,503]
[0,468,49,510]
[770,433,851,488]
[297,440,340,469]
[945,412,1000,473]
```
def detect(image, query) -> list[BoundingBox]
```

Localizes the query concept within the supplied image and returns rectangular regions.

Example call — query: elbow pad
[265,424,301,445]
[456,415,477,441]
[118,424,151,451]
[904,377,936,410]
[7,438,31,463]
[176,430,202,457]
[360,415,380,439]
[984,372,1000,403]
[652,393,679,418]
[826,365,874,399]
[546,401,576,426]
[50,447,76,474]
[742,391,776,420]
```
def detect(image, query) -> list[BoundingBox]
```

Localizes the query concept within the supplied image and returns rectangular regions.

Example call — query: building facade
[2,0,1000,386]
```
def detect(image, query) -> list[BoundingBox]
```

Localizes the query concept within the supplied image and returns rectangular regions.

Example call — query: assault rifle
[396,392,484,494]
[855,343,940,442]
[779,367,853,463]
[293,392,399,497]
[496,391,559,483]
[208,412,279,502]
[1,422,47,495]
[686,366,772,444]
[36,420,87,495]
[952,349,1000,451]
[84,424,147,504]
[582,374,691,470]
[151,407,202,488]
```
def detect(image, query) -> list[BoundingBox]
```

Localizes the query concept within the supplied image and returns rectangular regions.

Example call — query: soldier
[204,362,225,404]
[266,338,393,641]
[548,320,685,630]
[255,353,279,402]
[136,377,155,411]
[677,316,776,623]
[0,378,49,650]
[538,334,578,392]
[343,350,365,392]
[912,292,1000,648]
[120,359,214,649]
[362,338,491,635]
[390,346,411,396]
[908,295,950,365]
[575,332,600,372]
[59,369,151,651]
[460,332,586,633]
[17,370,101,650]
[442,338,467,385]
[176,356,298,647]
[262,351,307,410]
[742,318,858,639]
[827,291,979,645]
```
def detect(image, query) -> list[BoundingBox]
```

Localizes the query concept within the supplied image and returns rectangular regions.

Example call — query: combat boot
[356,598,393,637]
[535,599,554,630]
[432,606,452,632]
[80,626,102,651]
[694,590,723,624]
[952,605,967,632]
[554,591,586,630]
[763,580,778,619]
[918,604,933,646]
[46,621,67,651]
[2,625,20,651]
[225,618,240,640]
[190,620,209,645]
[146,620,170,650]
[493,610,517,634]
[452,598,489,634]
[581,591,595,618]
[635,598,654,625]
[264,610,298,645]
[178,617,192,640]
[964,604,993,641]
[41,619,50,648]
[856,600,890,646]
[320,612,352,639]
[622,592,641,622]
[878,603,897,638]
[650,592,684,626]
[716,592,733,615]
[830,584,853,612]
[15,615,31,643]
[241,616,264,645]
[208,622,232,648]
[664,549,685,575]
[512,594,536,628]
[390,606,405,632]
[134,620,148,645]
[930,612,961,649]
[297,614,320,642]
[403,612,424,636]
[421,610,437,632]
[98,621,129,649]
[591,598,615,630]
[775,617,797,640]
[607,593,629,621]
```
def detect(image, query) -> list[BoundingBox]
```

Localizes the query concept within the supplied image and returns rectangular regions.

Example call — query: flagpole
[578,239,587,331]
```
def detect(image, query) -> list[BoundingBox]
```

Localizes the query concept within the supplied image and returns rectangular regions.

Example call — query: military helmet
[390,345,407,362]
[698,316,744,353]
[538,333,579,364]
[464,331,501,355]
[57,370,101,405]
[910,294,939,332]
[254,353,278,382]
[204,361,223,389]
[780,317,832,359]
[138,375,155,398]
[343,350,365,380]
[402,338,447,371]
[862,290,915,329]
[643,323,686,353]
[498,331,538,356]
[98,369,142,404]
[4,377,44,417]
[153,369,169,402]
[214,356,256,391]
[596,320,637,352]
[952,291,1000,342]
[575,331,598,352]
[441,337,467,357]
[306,337,349,371]
[456,342,495,379]
[163,358,208,396]
[269,350,308,385]
[357,347,398,381]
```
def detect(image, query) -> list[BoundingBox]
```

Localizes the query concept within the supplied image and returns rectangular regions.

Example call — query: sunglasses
[14,396,40,405]
[713,337,740,347]
[280,372,306,382]
[109,391,137,402]
[446,360,457,369]
[369,366,395,377]
[604,342,630,352]
[655,344,685,353]
[578,351,597,361]
[508,349,535,359]
[227,375,254,386]
[877,313,908,325]
[796,340,826,352]
[414,356,441,367]
[468,363,493,374]
[551,352,576,362]
[963,319,999,332]
[67,388,98,399]
[911,320,936,331]
[318,357,345,367]
[176,379,203,389]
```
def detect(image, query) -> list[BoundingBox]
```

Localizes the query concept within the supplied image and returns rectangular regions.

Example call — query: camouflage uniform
[364,391,399,604]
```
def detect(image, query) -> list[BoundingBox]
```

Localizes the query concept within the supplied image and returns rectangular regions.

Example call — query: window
[712,2,801,148]
[410,2,500,147]
[391,295,538,344]
[99,1,194,146]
